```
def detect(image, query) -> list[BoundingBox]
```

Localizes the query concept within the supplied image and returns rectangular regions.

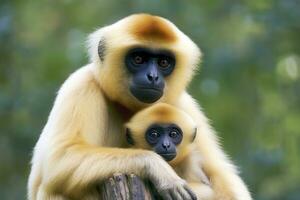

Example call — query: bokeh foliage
[0,0,299,199]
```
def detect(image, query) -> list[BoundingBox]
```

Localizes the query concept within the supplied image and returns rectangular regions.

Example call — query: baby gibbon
[126,103,214,199]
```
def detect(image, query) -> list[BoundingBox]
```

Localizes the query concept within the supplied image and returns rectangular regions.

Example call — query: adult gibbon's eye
[169,131,178,138]
[158,58,170,68]
[133,55,144,65]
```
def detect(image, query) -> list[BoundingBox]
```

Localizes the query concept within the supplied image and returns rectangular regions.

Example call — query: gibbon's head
[87,14,201,110]
[125,103,197,164]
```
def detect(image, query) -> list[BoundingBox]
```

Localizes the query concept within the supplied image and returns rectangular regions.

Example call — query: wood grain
[100,173,162,200]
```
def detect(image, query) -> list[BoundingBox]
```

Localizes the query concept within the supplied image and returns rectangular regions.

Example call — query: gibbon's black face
[145,123,183,161]
[125,47,176,103]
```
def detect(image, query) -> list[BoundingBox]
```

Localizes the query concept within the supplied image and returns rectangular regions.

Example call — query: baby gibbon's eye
[169,130,179,138]
[149,131,159,138]
[169,128,183,145]
[146,129,161,145]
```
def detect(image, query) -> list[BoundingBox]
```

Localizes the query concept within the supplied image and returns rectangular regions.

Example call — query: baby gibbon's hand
[159,183,197,200]
[145,152,197,200]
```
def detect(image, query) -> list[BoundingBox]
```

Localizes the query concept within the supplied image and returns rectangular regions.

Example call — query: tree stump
[99,173,162,200]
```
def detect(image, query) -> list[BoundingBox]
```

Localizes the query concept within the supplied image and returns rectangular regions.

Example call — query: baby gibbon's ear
[191,127,197,142]
[126,128,135,145]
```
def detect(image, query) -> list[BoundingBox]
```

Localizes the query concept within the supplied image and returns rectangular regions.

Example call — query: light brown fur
[28,14,252,200]
[128,14,177,42]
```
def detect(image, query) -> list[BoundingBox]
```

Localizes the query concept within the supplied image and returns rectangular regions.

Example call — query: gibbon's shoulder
[56,64,103,100]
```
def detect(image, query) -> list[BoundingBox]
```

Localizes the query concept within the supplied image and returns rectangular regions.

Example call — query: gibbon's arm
[34,65,188,198]
[45,144,180,197]
[177,92,252,200]
[186,152,215,200]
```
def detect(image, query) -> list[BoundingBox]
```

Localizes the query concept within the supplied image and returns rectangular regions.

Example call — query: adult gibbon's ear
[86,28,106,63]
[191,127,197,142]
[97,38,106,62]
[126,128,135,145]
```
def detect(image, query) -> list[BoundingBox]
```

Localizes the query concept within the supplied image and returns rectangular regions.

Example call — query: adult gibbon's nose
[146,63,160,84]
[147,73,159,83]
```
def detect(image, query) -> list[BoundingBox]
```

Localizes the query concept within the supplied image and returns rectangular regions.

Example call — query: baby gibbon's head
[125,103,197,164]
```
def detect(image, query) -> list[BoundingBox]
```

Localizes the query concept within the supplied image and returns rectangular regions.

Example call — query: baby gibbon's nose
[162,140,171,149]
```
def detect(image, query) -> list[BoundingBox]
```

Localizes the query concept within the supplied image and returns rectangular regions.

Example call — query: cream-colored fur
[28,14,252,200]
[125,103,215,199]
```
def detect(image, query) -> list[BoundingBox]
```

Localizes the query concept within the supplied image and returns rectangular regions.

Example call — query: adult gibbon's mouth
[159,153,176,161]
[130,86,163,104]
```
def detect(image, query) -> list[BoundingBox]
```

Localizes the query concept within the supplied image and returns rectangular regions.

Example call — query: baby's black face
[145,123,183,161]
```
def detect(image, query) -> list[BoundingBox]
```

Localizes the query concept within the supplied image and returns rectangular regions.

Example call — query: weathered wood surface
[99,173,162,200]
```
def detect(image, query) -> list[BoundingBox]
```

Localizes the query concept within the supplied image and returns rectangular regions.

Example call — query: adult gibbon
[28,14,252,200]
[125,103,214,199]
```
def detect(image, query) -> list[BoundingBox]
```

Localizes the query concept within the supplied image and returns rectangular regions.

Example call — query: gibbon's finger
[184,185,198,200]
[176,186,193,200]
[170,188,183,200]
[160,190,173,200]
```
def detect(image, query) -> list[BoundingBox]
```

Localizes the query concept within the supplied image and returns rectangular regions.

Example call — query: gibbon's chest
[104,102,134,147]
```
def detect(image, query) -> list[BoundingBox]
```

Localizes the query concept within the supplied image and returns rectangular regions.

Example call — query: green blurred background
[0,0,299,199]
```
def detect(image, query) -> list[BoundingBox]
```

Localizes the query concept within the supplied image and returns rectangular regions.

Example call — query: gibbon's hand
[159,184,197,200]
[146,153,197,200]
